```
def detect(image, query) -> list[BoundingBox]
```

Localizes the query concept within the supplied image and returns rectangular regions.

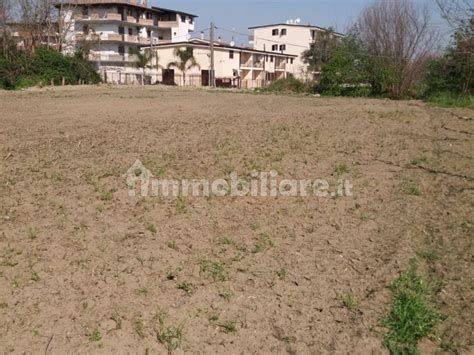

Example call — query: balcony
[157,20,179,28]
[89,53,138,63]
[123,34,139,44]
[139,37,151,45]
[276,60,287,71]
[74,13,122,22]
[138,18,154,26]
[241,58,264,69]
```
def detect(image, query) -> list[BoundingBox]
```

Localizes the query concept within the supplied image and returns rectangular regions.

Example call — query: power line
[215,25,473,60]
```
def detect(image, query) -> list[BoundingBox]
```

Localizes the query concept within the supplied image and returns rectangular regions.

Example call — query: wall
[252,26,313,80]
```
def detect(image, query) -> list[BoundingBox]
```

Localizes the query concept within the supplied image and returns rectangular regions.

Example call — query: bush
[0,45,100,90]
[263,77,314,94]
[426,92,473,108]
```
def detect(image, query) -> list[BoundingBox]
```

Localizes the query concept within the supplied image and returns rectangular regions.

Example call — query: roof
[151,6,198,18]
[54,1,195,16]
[248,23,344,37]
[143,40,297,58]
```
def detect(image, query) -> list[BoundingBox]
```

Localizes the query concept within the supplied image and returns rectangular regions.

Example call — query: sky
[151,0,449,45]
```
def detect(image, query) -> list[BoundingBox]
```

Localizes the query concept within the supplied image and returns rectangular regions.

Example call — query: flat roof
[143,40,297,58]
[55,1,198,17]
[151,6,198,18]
[249,23,344,37]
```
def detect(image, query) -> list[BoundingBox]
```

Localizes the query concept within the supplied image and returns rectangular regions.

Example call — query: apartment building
[56,0,197,81]
[113,39,297,88]
[249,23,344,80]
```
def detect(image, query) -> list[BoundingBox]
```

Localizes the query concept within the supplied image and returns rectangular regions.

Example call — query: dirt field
[0,85,472,354]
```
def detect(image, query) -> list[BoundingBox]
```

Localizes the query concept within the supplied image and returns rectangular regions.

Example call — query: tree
[135,49,152,85]
[318,36,370,96]
[17,0,56,52]
[302,30,340,75]
[435,0,473,36]
[0,0,12,57]
[352,0,437,98]
[426,16,473,97]
[167,47,200,85]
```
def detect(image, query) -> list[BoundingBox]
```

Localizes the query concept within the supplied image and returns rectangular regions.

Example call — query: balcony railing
[157,20,179,28]
[74,13,122,21]
[89,53,138,63]
[138,18,153,26]
[123,34,139,43]
[241,59,264,69]
[276,61,287,70]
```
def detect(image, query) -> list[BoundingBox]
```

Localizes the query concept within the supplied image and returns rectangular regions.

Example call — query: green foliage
[199,258,229,281]
[0,41,100,90]
[426,92,473,108]
[263,77,313,94]
[424,17,473,105]
[383,261,441,354]
[316,37,373,97]
[302,30,340,72]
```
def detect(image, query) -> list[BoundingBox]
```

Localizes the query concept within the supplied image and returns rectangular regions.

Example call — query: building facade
[108,39,297,88]
[57,0,197,82]
[249,23,344,80]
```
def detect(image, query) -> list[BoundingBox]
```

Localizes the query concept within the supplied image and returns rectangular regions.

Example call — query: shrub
[0,44,100,90]
[263,77,313,94]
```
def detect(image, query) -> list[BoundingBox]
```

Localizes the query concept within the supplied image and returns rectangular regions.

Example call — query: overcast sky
[151,0,448,45]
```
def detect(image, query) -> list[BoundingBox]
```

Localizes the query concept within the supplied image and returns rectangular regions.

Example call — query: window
[281,28,287,36]
[82,25,89,34]
[146,12,152,19]
[272,29,279,36]
[82,7,88,16]
[147,29,151,38]
[190,18,194,25]
[118,45,125,55]
[290,58,294,64]
[271,44,278,51]
[128,28,133,35]
[279,44,286,51]
[229,50,234,59]
[181,15,186,23]
[118,26,124,34]
[270,56,274,63]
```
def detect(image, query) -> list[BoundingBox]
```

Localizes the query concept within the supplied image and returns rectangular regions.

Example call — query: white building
[249,22,344,80]
[56,0,197,83]
[124,39,297,88]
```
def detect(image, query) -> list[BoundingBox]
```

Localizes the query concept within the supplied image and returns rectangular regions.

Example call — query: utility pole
[210,22,215,87]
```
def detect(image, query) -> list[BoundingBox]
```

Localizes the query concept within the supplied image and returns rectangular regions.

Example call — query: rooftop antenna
[295,18,301,24]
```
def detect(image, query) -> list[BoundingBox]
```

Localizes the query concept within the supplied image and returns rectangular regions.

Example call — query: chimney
[217,36,222,43]
[200,31,204,40]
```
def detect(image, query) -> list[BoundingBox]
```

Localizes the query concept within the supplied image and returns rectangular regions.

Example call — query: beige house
[143,39,297,88]
[249,23,344,80]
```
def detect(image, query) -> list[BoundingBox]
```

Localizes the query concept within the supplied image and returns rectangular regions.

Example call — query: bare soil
[0,85,472,354]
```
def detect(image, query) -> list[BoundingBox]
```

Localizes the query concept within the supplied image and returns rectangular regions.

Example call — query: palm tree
[167,47,200,85]
[135,50,152,85]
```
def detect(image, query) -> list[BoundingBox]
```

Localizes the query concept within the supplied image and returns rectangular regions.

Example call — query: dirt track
[0,85,472,354]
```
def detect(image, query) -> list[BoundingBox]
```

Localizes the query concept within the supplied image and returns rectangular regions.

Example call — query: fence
[102,70,275,89]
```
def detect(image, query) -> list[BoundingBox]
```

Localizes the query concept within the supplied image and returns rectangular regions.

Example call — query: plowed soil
[0,85,472,354]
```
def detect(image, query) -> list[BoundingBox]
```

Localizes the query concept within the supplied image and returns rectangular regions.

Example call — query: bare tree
[55,1,77,53]
[435,0,473,35]
[17,0,56,51]
[0,0,12,55]
[352,0,438,98]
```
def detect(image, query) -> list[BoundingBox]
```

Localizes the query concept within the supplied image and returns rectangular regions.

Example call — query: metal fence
[102,70,273,89]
